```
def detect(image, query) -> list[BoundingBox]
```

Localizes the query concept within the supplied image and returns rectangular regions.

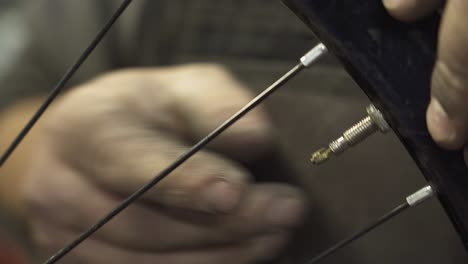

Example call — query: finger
[31,219,287,264]
[152,64,274,160]
[91,66,273,160]
[136,183,301,250]
[37,128,251,214]
[28,159,304,251]
[383,0,443,22]
[49,64,272,163]
[426,0,468,149]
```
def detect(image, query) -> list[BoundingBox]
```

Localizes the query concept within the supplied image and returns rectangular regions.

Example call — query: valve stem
[311,104,390,165]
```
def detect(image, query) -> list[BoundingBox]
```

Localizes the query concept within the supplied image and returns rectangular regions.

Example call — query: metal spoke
[43,44,328,263]
[0,0,134,166]
[305,186,435,264]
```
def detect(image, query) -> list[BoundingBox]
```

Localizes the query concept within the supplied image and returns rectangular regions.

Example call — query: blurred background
[0,2,30,264]
[0,1,466,263]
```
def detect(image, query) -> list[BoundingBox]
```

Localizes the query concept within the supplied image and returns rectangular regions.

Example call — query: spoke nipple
[301,43,328,67]
[406,185,434,206]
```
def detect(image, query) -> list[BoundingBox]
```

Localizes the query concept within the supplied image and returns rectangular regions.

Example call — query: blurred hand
[24,64,306,263]
[383,0,468,151]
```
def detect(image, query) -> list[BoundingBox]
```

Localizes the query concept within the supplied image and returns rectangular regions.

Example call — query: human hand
[24,64,306,263]
[383,0,468,150]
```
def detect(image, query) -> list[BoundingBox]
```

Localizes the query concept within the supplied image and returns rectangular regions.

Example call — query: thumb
[55,125,252,214]
[383,0,443,22]
[426,0,468,150]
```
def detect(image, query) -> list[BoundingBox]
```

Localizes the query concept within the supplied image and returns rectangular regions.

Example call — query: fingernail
[201,180,241,213]
[266,197,305,228]
[427,98,458,144]
[383,0,403,9]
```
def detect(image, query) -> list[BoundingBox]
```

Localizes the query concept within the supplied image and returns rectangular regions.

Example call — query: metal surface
[311,104,389,164]
[367,104,391,133]
[301,43,328,67]
[283,0,468,249]
[407,186,435,207]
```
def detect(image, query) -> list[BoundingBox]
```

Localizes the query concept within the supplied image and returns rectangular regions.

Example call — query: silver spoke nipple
[301,43,328,67]
[406,185,434,207]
